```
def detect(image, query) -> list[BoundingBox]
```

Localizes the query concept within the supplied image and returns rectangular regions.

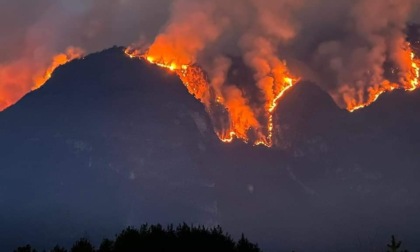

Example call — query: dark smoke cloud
[0,0,419,111]
[0,0,171,59]
[0,0,171,109]
[294,0,418,108]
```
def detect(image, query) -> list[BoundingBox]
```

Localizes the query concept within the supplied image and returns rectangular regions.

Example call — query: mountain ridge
[1,46,420,252]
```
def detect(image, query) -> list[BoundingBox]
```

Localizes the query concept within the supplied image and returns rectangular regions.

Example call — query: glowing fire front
[346,47,420,112]
[0,47,84,111]
[33,47,85,90]
[124,48,208,102]
[125,43,420,146]
[125,47,298,147]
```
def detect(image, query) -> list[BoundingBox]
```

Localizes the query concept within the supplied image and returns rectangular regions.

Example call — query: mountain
[1,47,420,252]
[0,47,219,250]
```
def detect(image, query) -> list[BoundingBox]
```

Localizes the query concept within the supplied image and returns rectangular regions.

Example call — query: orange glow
[125,47,208,101]
[408,52,420,91]
[346,81,400,112]
[346,46,420,112]
[0,47,84,111]
[218,131,237,143]
[33,47,84,90]
[125,47,298,147]
[262,76,298,147]
[128,43,418,144]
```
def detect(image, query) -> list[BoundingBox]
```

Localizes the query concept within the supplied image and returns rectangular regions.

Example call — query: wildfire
[347,46,420,112]
[125,40,418,146]
[125,48,208,102]
[33,47,84,90]
[408,52,420,91]
[346,81,400,112]
[218,131,237,143]
[0,47,84,111]
[125,47,298,147]
[257,76,298,147]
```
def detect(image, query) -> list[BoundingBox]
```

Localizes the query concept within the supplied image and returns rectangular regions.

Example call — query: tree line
[14,223,261,252]
[13,224,410,252]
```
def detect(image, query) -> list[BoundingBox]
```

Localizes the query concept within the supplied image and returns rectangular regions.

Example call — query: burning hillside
[124,41,419,146]
[0,47,84,110]
[120,0,420,146]
[124,47,298,147]
[1,0,420,147]
[344,46,420,112]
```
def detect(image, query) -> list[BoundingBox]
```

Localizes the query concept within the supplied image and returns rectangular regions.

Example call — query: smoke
[302,0,418,109]
[139,0,303,145]
[0,0,171,110]
[139,0,420,143]
[1,0,419,142]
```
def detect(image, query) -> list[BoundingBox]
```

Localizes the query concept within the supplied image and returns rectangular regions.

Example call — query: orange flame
[407,52,420,91]
[125,47,298,147]
[33,47,84,90]
[346,46,420,112]
[125,48,207,102]
[126,42,417,144]
[345,81,400,112]
[219,131,237,143]
[0,47,84,111]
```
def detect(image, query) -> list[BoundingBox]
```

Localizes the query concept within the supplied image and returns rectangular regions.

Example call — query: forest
[14,224,261,252]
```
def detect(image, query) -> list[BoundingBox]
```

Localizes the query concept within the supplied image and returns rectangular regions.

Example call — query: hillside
[1,47,420,252]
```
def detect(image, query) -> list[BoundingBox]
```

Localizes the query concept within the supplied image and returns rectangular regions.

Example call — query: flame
[125,47,297,147]
[408,52,420,91]
[259,76,298,147]
[127,42,417,144]
[218,131,237,143]
[33,47,84,90]
[0,47,84,111]
[125,48,207,102]
[346,46,420,112]
[346,81,400,112]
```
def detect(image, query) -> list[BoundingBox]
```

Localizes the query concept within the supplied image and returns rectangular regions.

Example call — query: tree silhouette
[50,245,67,252]
[98,239,113,252]
[113,227,143,252]
[387,235,408,252]
[16,228,415,252]
[14,244,37,252]
[70,238,95,252]
[236,234,260,252]
[15,224,261,252]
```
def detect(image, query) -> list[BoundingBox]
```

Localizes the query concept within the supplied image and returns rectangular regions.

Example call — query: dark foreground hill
[1,47,420,252]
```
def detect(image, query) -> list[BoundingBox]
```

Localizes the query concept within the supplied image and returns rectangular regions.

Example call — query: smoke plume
[0,0,170,110]
[302,0,419,110]
[1,0,419,145]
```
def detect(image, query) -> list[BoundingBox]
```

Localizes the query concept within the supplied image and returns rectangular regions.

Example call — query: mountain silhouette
[1,47,420,252]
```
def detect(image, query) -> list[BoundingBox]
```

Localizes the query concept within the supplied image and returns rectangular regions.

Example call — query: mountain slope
[0,47,219,250]
[1,47,420,252]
